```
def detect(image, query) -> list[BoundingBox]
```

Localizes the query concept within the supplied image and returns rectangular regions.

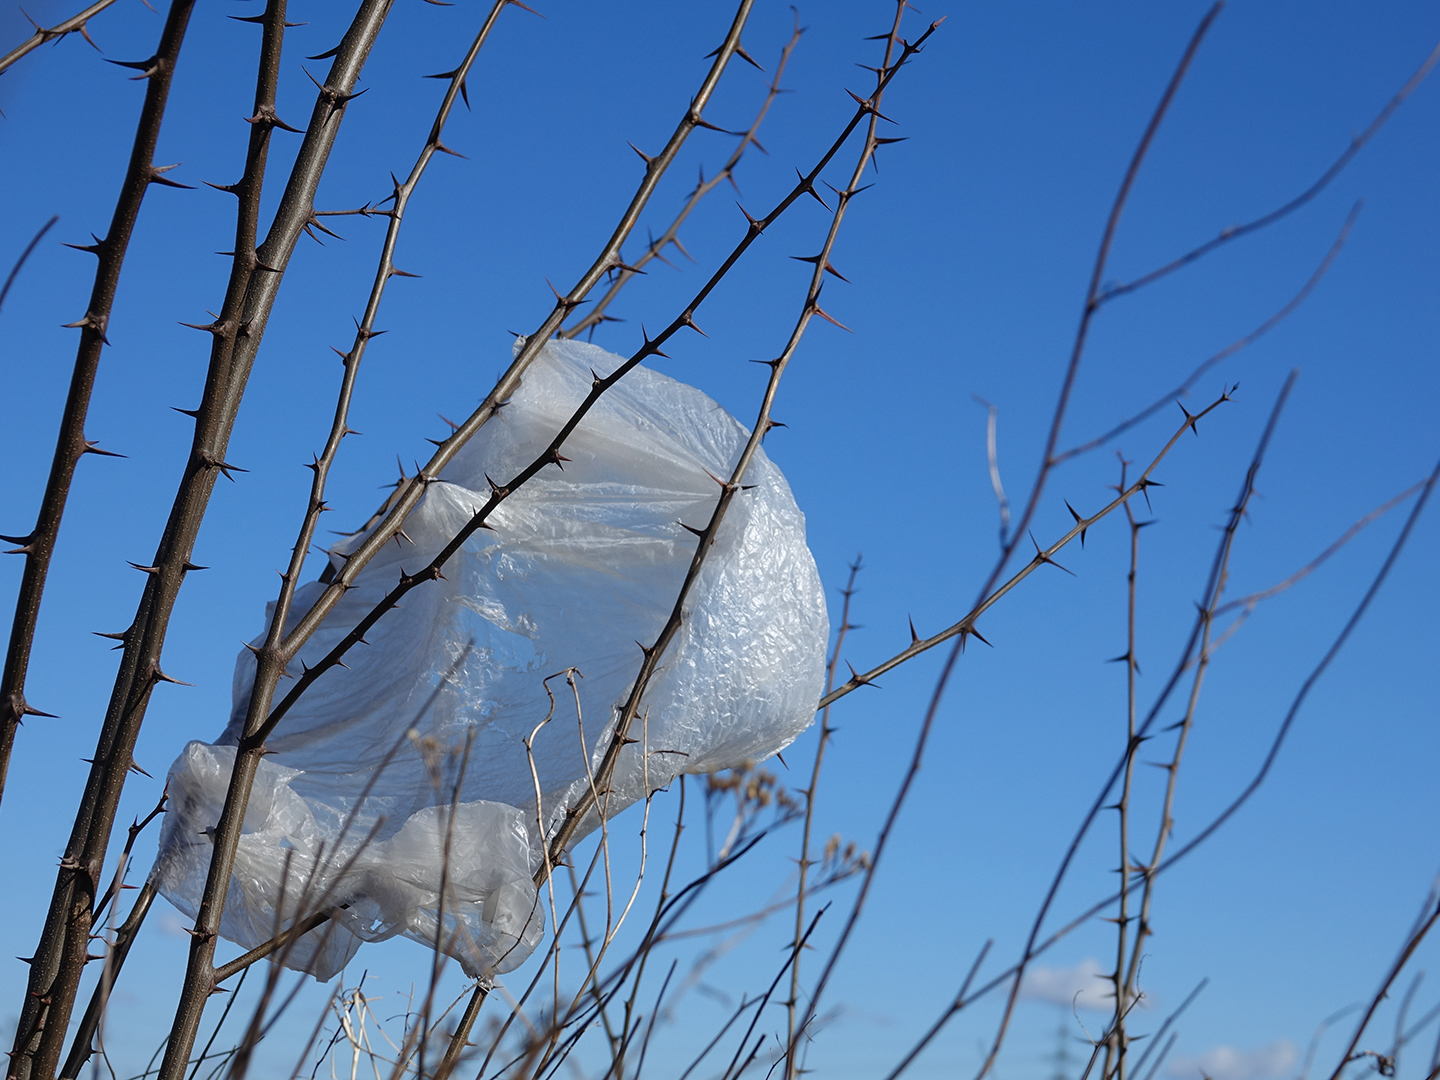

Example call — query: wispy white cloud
[1168,1040,1298,1080]
[1020,958,1113,1011]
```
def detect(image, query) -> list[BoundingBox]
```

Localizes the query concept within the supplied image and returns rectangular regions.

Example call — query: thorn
[843,87,895,123]
[147,163,194,189]
[908,615,919,644]
[845,661,879,688]
[678,521,706,538]
[82,440,125,459]
[628,142,654,165]
[1065,501,1089,547]
[390,267,421,278]
[966,625,992,647]
[680,311,707,337]
[150,664,193,687]
[811,305,852,333]
[794,168,831,210]
[106,55,160,78]
[1029,531,1075,575]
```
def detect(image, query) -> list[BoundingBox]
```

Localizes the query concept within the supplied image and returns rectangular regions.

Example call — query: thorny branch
[879,442,1440,1080]
[0,0,118,76]
[262,0,766,690]
[786,556,861,1079]
[977,372,1294,1080]
[794,384,1235,1077]
[559,14,805,342]
[5,0,201,1073]
[0,0,195,811]
[1054,201,1359,466]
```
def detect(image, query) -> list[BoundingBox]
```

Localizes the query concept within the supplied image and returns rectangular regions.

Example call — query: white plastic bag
[152,339,828,980]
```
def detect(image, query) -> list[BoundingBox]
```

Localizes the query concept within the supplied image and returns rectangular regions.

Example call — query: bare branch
[0,0,120,76]
[1094,38,1440,306]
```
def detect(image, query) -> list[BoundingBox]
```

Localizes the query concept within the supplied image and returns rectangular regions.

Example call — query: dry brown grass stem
[0,0,118,75]
[972,396,1011,546]
[559,14,805,342]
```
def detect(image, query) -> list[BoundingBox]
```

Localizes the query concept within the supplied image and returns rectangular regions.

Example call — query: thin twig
[1093,38,1440,306]
[1055,201,1359,465]
[5,1,201,1071]
[0,215,58,317]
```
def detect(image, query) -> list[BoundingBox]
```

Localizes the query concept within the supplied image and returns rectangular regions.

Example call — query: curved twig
[0,215,57,316]
[1094,38,1440,306]
[1056,201,1359,465]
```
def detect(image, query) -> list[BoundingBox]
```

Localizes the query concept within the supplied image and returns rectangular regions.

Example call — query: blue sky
[1,2,1438,1079]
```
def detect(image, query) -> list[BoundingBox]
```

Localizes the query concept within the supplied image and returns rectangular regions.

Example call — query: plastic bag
[152,339,829,980]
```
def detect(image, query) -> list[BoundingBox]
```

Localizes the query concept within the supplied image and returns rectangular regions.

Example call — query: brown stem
[0,0,196,812]
[560,14,805,341]
[977,1,1221,627]
[4,3,199,1074]
[1106,483,1143,1080]
[1094,37,1440,307]
[0,0,119,76]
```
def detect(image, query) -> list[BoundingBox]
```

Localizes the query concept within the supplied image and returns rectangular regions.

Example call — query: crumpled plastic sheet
[152,339,829,981]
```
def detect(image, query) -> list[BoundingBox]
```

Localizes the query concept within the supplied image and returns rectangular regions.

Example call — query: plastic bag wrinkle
[153,339,827,980]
